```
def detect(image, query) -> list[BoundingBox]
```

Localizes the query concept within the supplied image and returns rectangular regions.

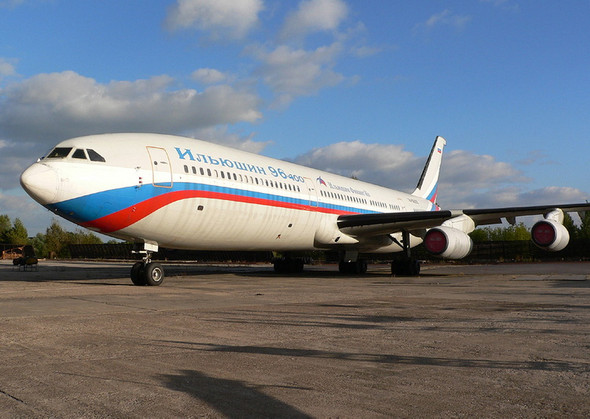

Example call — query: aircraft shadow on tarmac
[0,262,454,284]
[157,340,590,374]
[159,369,312,418]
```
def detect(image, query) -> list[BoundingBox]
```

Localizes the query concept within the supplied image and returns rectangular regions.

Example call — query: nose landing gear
[130,259,165,286]
[130,241,165,286]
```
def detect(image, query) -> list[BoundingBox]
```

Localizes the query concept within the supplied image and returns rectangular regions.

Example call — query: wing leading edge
[337,203,590,237]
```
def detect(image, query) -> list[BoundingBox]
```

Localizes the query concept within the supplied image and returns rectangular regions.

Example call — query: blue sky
[1,0,589,235]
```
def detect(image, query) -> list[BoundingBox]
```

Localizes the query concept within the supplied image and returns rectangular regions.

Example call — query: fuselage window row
[184,163,393,210]
[319,189,368,206]
[182,164,302,193]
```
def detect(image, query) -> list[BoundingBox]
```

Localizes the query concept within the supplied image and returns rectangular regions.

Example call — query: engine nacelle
[424,226,473,259]
[531,219,569,252]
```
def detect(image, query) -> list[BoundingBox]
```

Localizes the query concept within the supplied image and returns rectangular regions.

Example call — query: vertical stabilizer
[412,136,446,206]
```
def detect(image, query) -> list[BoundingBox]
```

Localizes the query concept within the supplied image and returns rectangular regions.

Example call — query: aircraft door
[304,177,319,208]
[147,147,173,188]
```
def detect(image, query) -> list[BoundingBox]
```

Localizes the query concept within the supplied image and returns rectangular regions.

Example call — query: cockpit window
[46,147,73,159]
[87,149,106,162]
[72,149,87,159]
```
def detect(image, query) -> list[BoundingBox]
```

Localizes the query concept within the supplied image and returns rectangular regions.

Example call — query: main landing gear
[338,251,368,275]
[130,241,164,286]
[390,230,421,276]
[273,256,305,273]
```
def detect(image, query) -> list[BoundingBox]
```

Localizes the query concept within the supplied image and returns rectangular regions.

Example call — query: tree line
[469,212,590,242]
[0,215,104,258]
[2,211,590,259]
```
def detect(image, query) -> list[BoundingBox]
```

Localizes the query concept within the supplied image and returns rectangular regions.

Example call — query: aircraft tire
[408,260,421,276]
[358,260,368,274]
[144,263,165,286]
[391,260,420,276]
[273,258,304,274]
[339,260,367,275]
[131,262,146,286]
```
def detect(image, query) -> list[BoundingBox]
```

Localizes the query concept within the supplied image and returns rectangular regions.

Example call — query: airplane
[19,133,590,286]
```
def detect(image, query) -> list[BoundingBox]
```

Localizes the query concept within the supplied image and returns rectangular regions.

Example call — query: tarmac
[0,259,589,418]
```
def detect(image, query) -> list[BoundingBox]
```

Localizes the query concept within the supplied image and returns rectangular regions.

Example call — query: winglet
[412,136,446,206]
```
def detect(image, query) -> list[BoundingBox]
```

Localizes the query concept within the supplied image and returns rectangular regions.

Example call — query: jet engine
[423,226,473,259]
[531,219,569,252]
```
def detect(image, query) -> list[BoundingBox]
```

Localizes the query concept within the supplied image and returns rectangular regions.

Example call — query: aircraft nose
[20,163,59,204]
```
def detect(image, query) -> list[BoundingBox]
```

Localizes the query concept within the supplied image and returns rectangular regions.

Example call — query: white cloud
[292,140,588,211]
[184,125,271,154]
[0,190,39,217]
[0,140,42,189]
[281,0,348,40]
[294,140,415,185]
[440,150,526,190]
[0,0,25,8]
[415,9,471,33]
[251,43,346,106]
[516,186,588,206]
[480,0,520,12]
[350,45,382,58]
[449,186,588,213]
[0,58,16,77]
[0,58,17,84]
[191,68,232,85]
[165,0,264,40]
[0,71,262,143]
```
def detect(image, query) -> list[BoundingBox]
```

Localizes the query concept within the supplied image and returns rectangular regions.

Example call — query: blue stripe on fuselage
[47,181,378,224]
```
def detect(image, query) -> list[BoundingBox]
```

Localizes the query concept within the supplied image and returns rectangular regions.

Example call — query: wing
[337,203,590,237]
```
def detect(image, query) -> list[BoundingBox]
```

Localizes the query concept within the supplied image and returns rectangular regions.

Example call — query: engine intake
[424,226,473,259]
[531,219,569,252]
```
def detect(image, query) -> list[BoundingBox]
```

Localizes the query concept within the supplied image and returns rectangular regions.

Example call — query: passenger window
[46,147,72,158]
[200,168,205,175]
[184,165,189,173]
[192,167,196,174]
[72,149,87,159]
[87,149,106,162]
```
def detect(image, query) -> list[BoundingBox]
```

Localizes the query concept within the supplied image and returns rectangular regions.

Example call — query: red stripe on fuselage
[82,190,355,233]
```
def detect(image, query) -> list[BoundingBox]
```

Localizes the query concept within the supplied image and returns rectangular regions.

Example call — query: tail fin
[412,136,446,206]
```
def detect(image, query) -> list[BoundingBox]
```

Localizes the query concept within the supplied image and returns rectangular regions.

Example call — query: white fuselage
[21,133,436,253]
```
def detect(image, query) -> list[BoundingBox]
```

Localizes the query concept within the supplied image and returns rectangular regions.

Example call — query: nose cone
[20,163,59,204]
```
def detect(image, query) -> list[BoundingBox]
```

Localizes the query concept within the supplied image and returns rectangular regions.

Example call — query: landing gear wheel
[391,259,421,276]
[143,263,165,286]
[407,260,420,276]
[273,258,304,274]
[131,262,146,286]
[338,260,368,275]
